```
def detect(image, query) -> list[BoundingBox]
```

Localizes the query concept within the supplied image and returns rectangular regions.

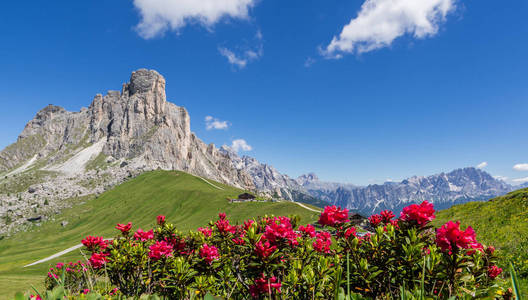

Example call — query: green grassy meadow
[0,171,319,298]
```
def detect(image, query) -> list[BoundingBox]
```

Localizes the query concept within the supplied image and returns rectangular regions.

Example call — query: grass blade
[510,262,522,300]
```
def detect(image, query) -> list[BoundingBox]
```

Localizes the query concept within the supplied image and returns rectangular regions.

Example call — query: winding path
[197,176,224,190]
[293,201,322,213]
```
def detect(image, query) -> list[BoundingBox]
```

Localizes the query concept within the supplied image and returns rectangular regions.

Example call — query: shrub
[40,201,508,299]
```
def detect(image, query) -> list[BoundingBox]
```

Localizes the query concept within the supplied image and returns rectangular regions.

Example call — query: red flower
[157,215,166,225]
[298,224,316,238]
[89,252,108,269]
[115,222,132,235]
[198,227,213,237]
[30,295,42,300]
[215,214,236,234]
[368,214,382,227]
[199,243,220,264]
[244,219,255,231]
[81,289,90,295]
[486,245,495,255]
[344,227,357,239]
[148,241,173,260]
[133,228,154,241]
[400,201,435,227]
[82,236,107,251]
[380,210,395,223]
[255,238,277,258]
[318,206,349,227]
[249,274,281,298]
[313,231,332,253]
[488,265,503,279]
[264,217,299,246]
[435,221,481,253]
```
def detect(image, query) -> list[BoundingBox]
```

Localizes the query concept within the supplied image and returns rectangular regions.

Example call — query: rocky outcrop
[0,69,254,189]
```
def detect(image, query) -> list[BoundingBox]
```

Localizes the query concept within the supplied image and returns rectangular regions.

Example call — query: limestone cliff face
[0,69,254,189]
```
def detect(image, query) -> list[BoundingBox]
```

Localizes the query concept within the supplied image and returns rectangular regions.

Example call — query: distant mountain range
[0,69,519,234]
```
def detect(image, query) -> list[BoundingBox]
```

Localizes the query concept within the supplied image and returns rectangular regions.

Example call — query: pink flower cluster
[435,221,482,253]
[400,200,435,227]
[115,222,132,235]
[264,216,299,246]
[249,274,282,298]
[81,236,107,251]
[199,243,220,264]
[313,231,332,253]
[134,228,154,241]
[148,241,174,260]
[318,206,349,227]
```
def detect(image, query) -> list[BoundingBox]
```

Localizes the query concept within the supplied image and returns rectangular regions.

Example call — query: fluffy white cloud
[512,177,528,183]
[513,163,528,171]
[133,0,256,39]
[476,162,488,169]
[323,0,456,57]
[205,116,229,130]
[231,139,253,152]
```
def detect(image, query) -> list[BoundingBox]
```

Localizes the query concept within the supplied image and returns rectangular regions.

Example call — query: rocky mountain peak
[129,69,165,96]
[296,173,319,185]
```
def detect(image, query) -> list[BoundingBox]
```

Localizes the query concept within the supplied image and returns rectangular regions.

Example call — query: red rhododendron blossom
[488,265,503,279]
[244,219,255,231]
[134,228,154,241]
[344,227,357,239]
[89,252,108,269]
[30,295,42,300]
[368,214,382,227]
[215,215,236,234]
[199,243,220,264]
[255,238,277,258]
[400,201,435,227]
[81,289,90,295]
[298,224,316,238]
[198,227,213,237]
[81,235,107,251]
[148,241,173,260]
[249,274,282,298]
[313,231,332,253]
[435,221,481,253]
[264,217,299,246]
[157,215,166,225]
[318,206,349,227]
[380,210,395,223]
[115,222,132,235]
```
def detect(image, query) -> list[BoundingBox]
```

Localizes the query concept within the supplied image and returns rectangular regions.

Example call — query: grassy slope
[434,188,528,295]
[0,171,319,298]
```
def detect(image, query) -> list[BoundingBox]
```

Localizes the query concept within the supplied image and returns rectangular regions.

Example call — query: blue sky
[1,0,527,185]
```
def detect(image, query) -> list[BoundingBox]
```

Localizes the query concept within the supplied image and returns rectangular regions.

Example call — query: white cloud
[512,177,528,183]
[513,163,528,171]
[323,0,457,58]
[231,139,253,152]
[133,0,256,39]
[494,175,508,181]
[476,162,488,169]
[205,116,230,130]
[219,46,263,69]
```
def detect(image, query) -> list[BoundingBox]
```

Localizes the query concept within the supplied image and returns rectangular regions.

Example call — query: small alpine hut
[349,213,367,226]
[238,193,256,201]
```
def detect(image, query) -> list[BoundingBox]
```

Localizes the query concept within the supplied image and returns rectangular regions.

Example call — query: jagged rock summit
[1,69,254,188]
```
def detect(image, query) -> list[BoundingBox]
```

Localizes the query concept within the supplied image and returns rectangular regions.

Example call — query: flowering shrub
[44,201,509,299]
[45,261,92,293]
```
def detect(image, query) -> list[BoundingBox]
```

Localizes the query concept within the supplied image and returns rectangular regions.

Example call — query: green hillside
[434,188,528,295]
[0,171,319,298]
